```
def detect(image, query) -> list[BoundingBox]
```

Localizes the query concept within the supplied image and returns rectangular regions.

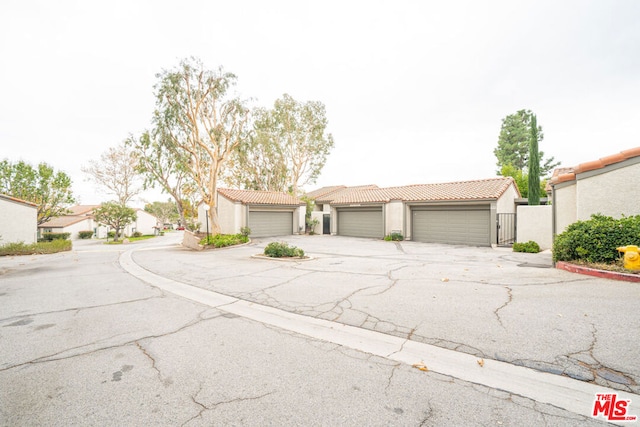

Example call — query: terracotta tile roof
[218,188,303,205]
[550,147,640,186]
[312,185,379,203]
[331,177,518,204]
[67,205,100,216]
[0,193,37,207]
[39,215,91,228]
[305,186,346,200]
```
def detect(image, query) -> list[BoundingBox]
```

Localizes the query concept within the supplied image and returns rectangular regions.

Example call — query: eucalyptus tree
[153,57,249,234]
[226,94,334,194]
[126,129,190,226]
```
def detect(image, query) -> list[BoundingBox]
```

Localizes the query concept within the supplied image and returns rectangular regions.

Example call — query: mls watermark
[592,393,637,422]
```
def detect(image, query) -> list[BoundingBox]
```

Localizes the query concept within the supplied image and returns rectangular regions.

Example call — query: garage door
[337,208,383,238]
[412,207,491,246]
[248,211,293,237]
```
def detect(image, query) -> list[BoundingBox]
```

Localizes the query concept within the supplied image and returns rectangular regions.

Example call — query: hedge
[40,232,71,241]
[513,241,540,253]
[264,242,305,258]
[553,214,640,263]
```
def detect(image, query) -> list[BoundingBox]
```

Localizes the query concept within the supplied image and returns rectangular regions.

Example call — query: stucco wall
[295,206,306,234]
[125,210,159,236]
[0,198,37,244]
[554,183,577,233]
[216,195,241,234]
[497,184,518,213]
[576,162,640,220]
[62,219,93,240]
[517,205,553,250]
[385,201,404,235]
[310,211,323,234]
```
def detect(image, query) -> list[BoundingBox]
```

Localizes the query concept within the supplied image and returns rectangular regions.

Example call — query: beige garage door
[248,211,293,237]
[337,208,383,239]
[412,207,491,246]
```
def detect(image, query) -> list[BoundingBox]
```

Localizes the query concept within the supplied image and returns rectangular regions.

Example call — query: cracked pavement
[1,232,638,425]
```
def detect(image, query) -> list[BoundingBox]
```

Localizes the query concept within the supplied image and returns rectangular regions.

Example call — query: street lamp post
[204,204,210,243]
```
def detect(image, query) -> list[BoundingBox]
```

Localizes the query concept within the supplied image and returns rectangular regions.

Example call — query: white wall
[497,183,519,213]
[385,201,404,235]
[0,197,37,244]
[63,218,93,240]
[517,205,553,250]
[126,210,159,236]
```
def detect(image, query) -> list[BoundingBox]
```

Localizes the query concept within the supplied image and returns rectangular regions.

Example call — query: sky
[1,0,639,206]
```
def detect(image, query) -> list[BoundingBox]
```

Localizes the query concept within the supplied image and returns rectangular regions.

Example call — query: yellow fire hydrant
[616,245,640,270]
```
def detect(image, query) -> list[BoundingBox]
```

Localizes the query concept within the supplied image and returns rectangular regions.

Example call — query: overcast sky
[1,0,639,206]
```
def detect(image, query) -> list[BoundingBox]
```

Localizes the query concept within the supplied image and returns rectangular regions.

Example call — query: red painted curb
[556,261,640,283]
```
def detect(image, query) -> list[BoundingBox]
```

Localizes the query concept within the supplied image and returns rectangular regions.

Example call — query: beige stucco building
[551,147,640,235]
[307,178,520,247]
[198,188,306,238]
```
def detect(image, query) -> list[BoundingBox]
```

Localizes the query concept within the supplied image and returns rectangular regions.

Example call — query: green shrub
[513,241,540,253]
[240,227,251,237]
[552,214,640,263]
[0,239,72,256]
[384,232,404,241]
[107,231,116,238]
[199,233,249,248]
[78,230,94,239]
[264,241,305,258]
[40,232,71,241]
[132,231,143,238]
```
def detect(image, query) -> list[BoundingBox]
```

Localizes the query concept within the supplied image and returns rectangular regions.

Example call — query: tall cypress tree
[528,114,541,205]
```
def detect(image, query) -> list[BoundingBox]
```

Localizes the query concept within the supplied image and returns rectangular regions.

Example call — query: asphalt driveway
[133,234,640,395]
[2,233,639,425]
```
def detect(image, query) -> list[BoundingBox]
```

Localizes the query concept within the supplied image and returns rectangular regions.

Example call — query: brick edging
[555,261,640,283]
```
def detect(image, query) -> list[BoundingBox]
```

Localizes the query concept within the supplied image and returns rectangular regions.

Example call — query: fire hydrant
[616,245,640,271]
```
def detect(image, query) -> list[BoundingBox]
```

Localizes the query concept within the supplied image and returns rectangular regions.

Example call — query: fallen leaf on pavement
[477,359,485,367]
[412,362,428,371]
[441,278,449,282]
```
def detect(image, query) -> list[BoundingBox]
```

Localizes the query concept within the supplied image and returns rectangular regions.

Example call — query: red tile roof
[330,177,518,204]
[550,147,640,186]
[311,185,379,203]
[0,193,37,207]
[218,188,303,205]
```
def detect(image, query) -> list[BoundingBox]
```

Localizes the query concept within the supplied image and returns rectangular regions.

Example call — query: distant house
[198,188,306,238]
[39,205,160,239]
[39,205,102,239]
[308,177,520,247]
[550,147,640,235]
[123,209,161,236]
[0,194,37,244]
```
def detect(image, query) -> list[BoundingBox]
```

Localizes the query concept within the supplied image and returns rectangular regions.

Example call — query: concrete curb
[250,254,315,262]
[556,261,640,283]
[120,246,639,423]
